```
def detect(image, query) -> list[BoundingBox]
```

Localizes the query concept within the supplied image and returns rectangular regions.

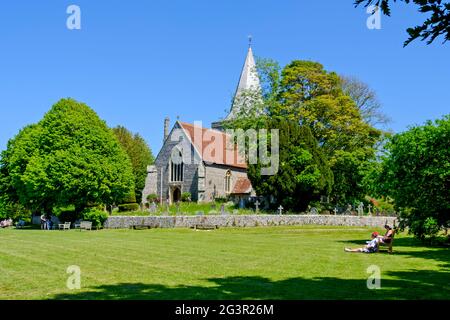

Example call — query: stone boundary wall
[104,215,398,229]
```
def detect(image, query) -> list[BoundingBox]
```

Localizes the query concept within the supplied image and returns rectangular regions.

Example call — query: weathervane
[248,34,252,47]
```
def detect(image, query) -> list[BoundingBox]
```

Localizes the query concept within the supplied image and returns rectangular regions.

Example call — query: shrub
[146,194,158,203]
[0,200,31,223]
[57,210,78,223]
[118,203,140,212]
[181,192,191,202]
[214,196,228,203]
[81,208,108,229]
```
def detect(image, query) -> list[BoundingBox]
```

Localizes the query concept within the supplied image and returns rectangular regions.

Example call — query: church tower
[212,43,262,131]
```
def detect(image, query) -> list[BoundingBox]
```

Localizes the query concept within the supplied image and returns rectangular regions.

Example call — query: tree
[113,126,154,203]
[377,115,450,240]
[227,59,382,206]
[1,98,135,214]
[246,118,333,212]
[340,76,390,127]
[355,0,450,46]
[274,61,382,205]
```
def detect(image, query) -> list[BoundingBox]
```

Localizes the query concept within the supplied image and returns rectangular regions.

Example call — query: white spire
[225,46,262,121]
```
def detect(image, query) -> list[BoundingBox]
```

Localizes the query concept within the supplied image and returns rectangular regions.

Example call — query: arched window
[170,149,184,182]
[225,170,232,193]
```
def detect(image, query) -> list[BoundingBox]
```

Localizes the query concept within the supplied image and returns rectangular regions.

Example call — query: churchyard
[1,225,448,300]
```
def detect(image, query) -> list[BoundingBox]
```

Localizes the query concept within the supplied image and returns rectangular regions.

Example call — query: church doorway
[172,187,181,204]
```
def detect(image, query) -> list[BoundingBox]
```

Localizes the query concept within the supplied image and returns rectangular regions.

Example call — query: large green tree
[228,59,382,206]
[274,61,382,205]
[245,119,333,212]
[0,98,135,214]
[112,126,154,202]
[375,115,450,240]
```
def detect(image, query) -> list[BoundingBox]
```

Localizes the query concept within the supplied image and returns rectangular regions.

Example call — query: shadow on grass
[52,270,450,300]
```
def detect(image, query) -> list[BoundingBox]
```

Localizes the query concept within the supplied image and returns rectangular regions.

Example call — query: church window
[170,150,184,182]
[225,170,232,193]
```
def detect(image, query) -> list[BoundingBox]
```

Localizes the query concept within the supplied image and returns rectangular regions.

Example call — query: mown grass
[0,226,448,300]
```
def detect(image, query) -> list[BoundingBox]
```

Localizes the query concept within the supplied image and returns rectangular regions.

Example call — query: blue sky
[0,0,448,154]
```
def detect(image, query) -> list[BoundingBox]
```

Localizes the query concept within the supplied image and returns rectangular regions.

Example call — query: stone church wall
[203,164,248,201]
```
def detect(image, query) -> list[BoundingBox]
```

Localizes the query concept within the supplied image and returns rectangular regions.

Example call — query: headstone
[345,204,352,215]
[333,207,338,215]
[165,199,170,215]
[150,202,157,214]
[278,205,284,215]
[220,204,226,215]
[368,204,372,216]
[310,207,319,215]
[239,198,245,209]
[357,202,364,216]
[255,200,260,213]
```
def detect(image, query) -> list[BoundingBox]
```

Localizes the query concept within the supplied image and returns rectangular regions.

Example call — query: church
[142,45,261,205]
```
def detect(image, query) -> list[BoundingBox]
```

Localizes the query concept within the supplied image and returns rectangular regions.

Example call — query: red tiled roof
[232,177,252,194]
[179,122,247,169]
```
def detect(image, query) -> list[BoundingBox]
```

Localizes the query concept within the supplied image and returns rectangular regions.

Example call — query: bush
[214,196,229,203]
[0,200,31,223]
[81,208,108,229]
[146,194,158,203]
[118,203,140,212]
[57,210,78,223]
[181,192,191,202]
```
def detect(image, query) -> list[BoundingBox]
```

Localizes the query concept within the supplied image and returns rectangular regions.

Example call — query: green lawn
[0,226,448,300]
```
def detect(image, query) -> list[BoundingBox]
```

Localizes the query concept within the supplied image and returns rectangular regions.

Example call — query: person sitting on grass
[345,232,380,253]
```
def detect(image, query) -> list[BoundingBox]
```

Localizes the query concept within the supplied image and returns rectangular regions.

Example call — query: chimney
[163,117,170,143]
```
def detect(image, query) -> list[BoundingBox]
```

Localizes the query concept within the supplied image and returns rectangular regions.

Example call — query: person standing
[40,214,47,230]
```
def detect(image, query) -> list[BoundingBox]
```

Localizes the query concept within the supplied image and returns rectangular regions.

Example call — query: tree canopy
[0,98,135,214]
[374,115,450,240]
[113,126,154,203]
[246,118,333,212]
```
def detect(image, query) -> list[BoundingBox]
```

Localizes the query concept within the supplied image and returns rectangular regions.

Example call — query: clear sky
[0,0,448,154]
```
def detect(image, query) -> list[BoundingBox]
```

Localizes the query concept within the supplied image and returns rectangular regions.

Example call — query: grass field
[0,226,449,300]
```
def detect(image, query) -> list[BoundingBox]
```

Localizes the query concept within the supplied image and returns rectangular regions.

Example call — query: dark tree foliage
[247,118,333,212]
[113,126,154,203]
[355,0,450,45]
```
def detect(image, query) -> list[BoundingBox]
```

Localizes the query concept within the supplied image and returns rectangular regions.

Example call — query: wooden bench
[379,229,396,254]
[130,225,152,230]
[58,222,71,230]
[79,221,92,231]
[194,224,219,230]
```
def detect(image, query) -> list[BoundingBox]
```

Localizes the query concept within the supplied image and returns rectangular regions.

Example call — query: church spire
[211,41,263,131]
[224,44,262,121]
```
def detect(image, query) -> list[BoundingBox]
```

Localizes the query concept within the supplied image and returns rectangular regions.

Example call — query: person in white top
[345,232,380,253]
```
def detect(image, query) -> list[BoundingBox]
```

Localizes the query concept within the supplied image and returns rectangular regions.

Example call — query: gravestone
[220,204,226,215]
[278,205,284,215]
[345,204,352,215]
[310,207,319,215]
[368,204,372,216]
[255,200,260,213]
[150,202,157,214]
[357,202,364,216]
[333,207,338,215]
